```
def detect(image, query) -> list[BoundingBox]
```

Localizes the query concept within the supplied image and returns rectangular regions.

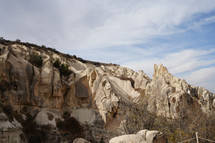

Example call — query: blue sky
[0,0,215,92]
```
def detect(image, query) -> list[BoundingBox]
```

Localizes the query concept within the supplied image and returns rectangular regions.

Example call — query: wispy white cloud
[1,0,215,92]
[123,48,215,93]
[123,49,215,76]
[186,15,215,31]
[2,0,214,50]
[183,67,215,93]
[60,0,215,50]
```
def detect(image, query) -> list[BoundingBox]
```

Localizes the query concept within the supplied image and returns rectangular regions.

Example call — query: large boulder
[109,129,167,143]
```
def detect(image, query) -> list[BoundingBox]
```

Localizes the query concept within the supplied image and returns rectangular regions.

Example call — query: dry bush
[125,103,215,143]
[56,116,84,141]
[22,114,51,143]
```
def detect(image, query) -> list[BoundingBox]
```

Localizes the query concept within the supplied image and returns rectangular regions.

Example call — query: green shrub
[59,63,72,76]
[53,59,61,69]
[29,53,43,67]
[53,59,73,76]
[15,39,21,43]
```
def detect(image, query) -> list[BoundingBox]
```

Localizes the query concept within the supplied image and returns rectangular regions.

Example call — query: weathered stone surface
[70,108,96,125]
[145,64,215,119]
[0,40,214,143]
[34,110,60,126]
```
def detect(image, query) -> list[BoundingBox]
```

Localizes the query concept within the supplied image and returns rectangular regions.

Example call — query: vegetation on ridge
[53,59,73,77]
[0,38,119,67]
[29,53,43,67]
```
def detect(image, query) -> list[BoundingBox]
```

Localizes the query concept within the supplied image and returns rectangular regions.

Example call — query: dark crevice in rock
[116,76,135,88]
[56,117,84,142]
[2,105,14,121]
[51,61,55,97]
[63,88,70,106]
[75,77,90,98]
[30,65,35,101]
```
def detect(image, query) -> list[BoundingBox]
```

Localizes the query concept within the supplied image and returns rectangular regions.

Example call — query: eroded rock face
[0,40,214,142]
[145,64,215,119]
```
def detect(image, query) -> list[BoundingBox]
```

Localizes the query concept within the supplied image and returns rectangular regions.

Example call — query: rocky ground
[0,39,214,143]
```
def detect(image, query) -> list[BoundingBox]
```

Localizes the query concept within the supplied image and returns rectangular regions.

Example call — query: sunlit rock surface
[109,129,166,143]
[0,39,214,142]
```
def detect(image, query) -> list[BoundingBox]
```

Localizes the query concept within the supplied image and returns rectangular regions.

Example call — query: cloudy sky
[0,0,215,92]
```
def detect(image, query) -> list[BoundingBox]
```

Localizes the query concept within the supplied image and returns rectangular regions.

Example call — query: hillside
[0,39,215,143]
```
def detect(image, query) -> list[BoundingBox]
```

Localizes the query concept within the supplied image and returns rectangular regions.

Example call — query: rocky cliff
[0,39,214,143]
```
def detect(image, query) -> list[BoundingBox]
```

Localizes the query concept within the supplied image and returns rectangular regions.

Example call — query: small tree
[53,59,73,77]
[16,39,21,42]
[29,53,43,67]
[53,59,61,69]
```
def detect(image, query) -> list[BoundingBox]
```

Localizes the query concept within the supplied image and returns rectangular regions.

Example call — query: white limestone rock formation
[109,129,166,143]
[145,64,215,119]
[0,39,214,142]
